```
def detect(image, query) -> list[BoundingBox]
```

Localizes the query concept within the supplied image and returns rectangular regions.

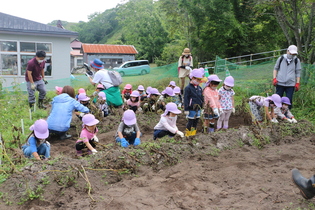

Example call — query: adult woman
[178,48,193,94]
[88,59,123,107]
[47,85,89,140]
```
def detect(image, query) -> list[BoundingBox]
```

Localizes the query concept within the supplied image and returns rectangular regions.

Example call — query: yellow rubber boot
[190,127,196,136]
[185,129,191,137]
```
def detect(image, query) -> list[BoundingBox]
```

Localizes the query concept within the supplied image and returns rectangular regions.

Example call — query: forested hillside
[49,0,315,65]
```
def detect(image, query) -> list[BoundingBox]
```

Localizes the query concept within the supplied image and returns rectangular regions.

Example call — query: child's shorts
[187,110,201,119]
[203,113,219,120]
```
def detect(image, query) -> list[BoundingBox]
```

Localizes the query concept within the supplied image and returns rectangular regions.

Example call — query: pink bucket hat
[162,102,181,116]
[146,86,152,94]
[173,86,181,94]
[224,76,234,87]
[78,88,86,94]
[55,86,63,93]
[205,74,222,87]
[267,94,282,107]
[124,84,132,89]
[97,84,105,89]
[123,110,136,126]
[29,119,49,139]
[169,81,176,87]
[78,93,90,102]
[148,88,161,97]
[98,92,106,100]
[82,114,99,126]
[130,90,140,97]
[137,85,145,91]
[190,69,204,79]
[164,87,175,96]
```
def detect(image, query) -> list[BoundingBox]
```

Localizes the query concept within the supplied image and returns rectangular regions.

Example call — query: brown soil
[1,108,315,210]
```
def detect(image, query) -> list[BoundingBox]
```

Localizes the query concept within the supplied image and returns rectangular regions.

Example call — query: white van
[114,60,150,76]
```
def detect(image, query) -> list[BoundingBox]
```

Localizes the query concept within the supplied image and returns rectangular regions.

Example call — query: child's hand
[176,131,184,138]
[291,118,297,123]
[91,149,97,154]
[121,138,129,148]
[134,138,141,146]
[184,111,189,116]
[92,135,99,142]
[232,108,235,114]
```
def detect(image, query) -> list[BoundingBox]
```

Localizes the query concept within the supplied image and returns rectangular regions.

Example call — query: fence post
[250,54,253,66]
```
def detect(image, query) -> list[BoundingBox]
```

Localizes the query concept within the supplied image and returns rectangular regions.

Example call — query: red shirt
[25,57,45,82]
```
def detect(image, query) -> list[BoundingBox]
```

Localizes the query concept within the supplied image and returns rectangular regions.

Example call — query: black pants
[76,140,96,151]
[153,130,175,139]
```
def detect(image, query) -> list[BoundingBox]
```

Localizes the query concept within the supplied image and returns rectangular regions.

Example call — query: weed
[237,139,244,147]
[207,147,220,157]
[40,176,50,185]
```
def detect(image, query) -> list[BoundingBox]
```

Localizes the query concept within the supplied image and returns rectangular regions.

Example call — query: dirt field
[0,108,315,210]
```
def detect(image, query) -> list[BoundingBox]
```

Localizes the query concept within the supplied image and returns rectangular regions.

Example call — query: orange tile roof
[70,50,83,56]
[82,44,138,54]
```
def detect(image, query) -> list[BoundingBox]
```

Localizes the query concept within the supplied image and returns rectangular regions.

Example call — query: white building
[0,12,78,90]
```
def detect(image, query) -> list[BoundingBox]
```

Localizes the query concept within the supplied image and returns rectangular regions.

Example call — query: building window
[0,40,53,76]
[0,54,18,75]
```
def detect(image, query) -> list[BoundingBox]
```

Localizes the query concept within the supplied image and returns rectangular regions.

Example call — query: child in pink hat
[217,76,235,131]
[75,93,97,120]
[137,85,147,101]
[125,90,141,113]
[75,88,86,101]
[97,92,110,117]
[168,81,176,89]
[121,84,133,103]
[92,84,105,103]
[115,110,141,147]
[21,119,50,160]
[76,114,99,156]
[141,88,161,112]
[157,87,175,111]
[55,86,63,95]
[153,102,184,140]
[173,86,182,108]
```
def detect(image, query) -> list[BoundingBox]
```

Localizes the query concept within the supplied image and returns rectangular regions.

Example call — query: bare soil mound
[1,109,315,210]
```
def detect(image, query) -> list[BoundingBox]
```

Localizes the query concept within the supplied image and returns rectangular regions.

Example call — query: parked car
[113,60,150,76]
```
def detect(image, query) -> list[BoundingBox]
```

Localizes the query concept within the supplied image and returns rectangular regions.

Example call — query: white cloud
[0,0,126,24]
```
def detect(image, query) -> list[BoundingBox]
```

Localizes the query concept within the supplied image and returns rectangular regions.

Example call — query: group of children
[21,68,298,160]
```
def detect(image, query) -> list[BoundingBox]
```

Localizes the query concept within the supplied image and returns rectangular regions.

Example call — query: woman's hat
[78,88,86,94]
[267,94,282,107]
[163,102,181,116]
[169,81,176,87]
[97,84,105,89]
[29,119,49,139]
[82,114,99,126]
[137,85,145,91]
[55,86,63,93]
[224,76,234,87]
[173,86,181,94]
[164,87,175,96]
[90,59,104,69]
[124,84,132,89]
[123,110,136,126]
[98,92,106,100]
[281,96,291,105]
[182,48,191,55]
[78,93,90,102]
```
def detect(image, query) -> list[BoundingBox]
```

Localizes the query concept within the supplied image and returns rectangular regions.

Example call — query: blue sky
[1,0,126,24]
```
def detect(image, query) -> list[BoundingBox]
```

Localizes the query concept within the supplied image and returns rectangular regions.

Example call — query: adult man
[88,59,123,107]
[178,48,193,94]
[273,45,302,109]
[25,50,48,110]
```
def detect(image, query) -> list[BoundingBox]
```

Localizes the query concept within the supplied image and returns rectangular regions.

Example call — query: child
[75,114,99,156]
[126,90,141,113]
[248,93,282,123]
[55,86,63,95]
[21,119,50,160]
[97,92,109,117]
[203,74,222,133]
[184,69,204,136]
[153,102,184,140]
[157,87,175,111]
[76,88,86,100]
[274,96,297,123]
[137,85,147,101]
[217,76,235,131]
[75,93,97,119]
[121,84,133,102]
[92,84,105,103]
[146,86,152,96]
[141,88,161,112]
[168,81,176,89]
[173,86,182,108]
[115,110,141,147]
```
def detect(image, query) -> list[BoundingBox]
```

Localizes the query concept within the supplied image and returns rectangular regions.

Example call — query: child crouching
[75,114,99,156]
[274,97,297,123]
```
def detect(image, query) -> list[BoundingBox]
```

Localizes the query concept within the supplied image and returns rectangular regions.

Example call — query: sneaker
[60,133,72,140]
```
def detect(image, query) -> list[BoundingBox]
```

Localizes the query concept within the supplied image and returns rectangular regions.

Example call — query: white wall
[0,33,73,90]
